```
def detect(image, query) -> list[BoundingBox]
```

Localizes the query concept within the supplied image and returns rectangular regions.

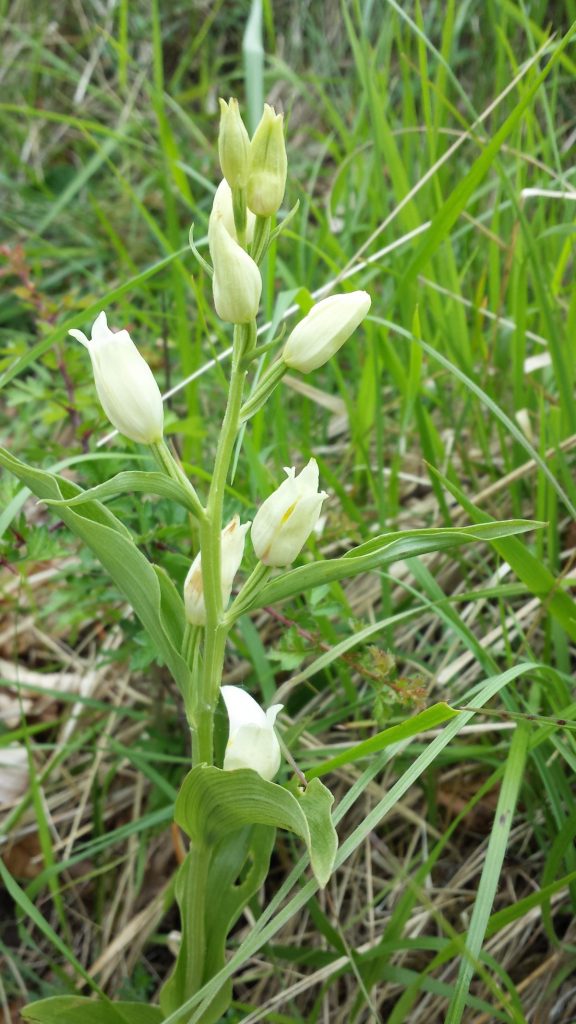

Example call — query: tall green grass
[1,1,575,1021]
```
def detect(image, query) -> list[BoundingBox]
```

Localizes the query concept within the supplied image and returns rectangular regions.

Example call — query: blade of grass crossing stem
[243,0,264,134]
[445,723,529,1023]
[161,663,540,1024]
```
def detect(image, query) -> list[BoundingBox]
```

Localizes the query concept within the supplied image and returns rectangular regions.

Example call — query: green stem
[225,562,270,625]
[150,438,206,521]
[195,321,254,765]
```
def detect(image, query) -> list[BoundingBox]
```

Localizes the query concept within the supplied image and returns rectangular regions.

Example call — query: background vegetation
[1,1,576,1021]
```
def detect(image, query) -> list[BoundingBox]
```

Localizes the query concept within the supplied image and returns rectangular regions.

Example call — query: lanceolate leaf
[249,520,542,608]
[43,470,201,515]
[306,702,460,780]
[21,996,163,1024]
[0,448,191,697]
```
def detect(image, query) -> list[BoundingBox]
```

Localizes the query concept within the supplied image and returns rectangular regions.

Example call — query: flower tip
[266,703,284,727]
[68,327,89,346]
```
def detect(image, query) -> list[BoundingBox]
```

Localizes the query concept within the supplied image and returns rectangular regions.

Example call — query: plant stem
[225,562,269,624]
[150,438,206,521]
[195,321,254,764]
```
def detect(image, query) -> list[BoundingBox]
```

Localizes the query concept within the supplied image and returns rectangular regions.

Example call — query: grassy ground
[1,1,576,1021]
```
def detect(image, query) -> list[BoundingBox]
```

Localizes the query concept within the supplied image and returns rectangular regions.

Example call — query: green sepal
[21,996,163,1024]
[0,448,192,700]
[43,470,202,516]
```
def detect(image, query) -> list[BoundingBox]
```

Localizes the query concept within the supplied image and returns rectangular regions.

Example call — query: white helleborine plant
[184,515,250,625]
[221,685,283,781]
[208,210,262,324]
[211,179,256,245]
[69,312,164,444]
[282,291,372,373]
[251,458,327,567]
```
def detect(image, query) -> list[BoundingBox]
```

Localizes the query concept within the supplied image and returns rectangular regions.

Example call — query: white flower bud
[184,515,250,625]
[251,458,327,567]
[218,97,250,189]
[211,179,255,245]
[221,685,283,781]
[69,312,164,444]
[208,211,262,324]
[282,291,371,373]
[247,104,287,217]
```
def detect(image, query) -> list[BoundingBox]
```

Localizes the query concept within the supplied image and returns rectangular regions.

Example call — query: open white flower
[221,685,283,781]
[282,291,371,373]
[211,179,256,245]
[184,515,250,625]
[208,211,261,324]
[69,312,164,444]
[251,458,327,567]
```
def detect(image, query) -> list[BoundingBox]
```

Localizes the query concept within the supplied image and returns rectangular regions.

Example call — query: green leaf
[445,724,529,1023]
[43,470,201,516]
[175,764,335,887]
[160,826,275,1023]
[306,702,460,780]
[0,448,192,698]
[296,779,338,887]
[250,521,542,608]
[21,996,163,1024]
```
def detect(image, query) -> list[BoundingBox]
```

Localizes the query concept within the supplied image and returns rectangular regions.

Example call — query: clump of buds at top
[69,312,164,444]
[251,458,327,567]
[211,179,256,245]
[218,97,250,189]
[221,685,283,781]
[282,291,372,374]
[247,104,287,217]
[208,208,262,324]
[184,515,250,625]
